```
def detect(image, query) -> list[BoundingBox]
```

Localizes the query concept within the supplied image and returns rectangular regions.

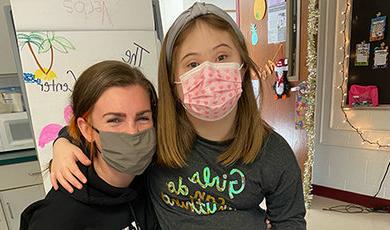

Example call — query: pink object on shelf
[348,84,379,107]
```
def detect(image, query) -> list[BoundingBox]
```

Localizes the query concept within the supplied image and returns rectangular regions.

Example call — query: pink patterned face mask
[175,61,243,121]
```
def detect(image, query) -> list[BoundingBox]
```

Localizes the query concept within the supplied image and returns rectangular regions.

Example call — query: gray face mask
[93,127,156,176]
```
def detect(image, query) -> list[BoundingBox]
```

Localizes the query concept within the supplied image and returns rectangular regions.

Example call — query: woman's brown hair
[68,60,157,159]
[157,14,271,168]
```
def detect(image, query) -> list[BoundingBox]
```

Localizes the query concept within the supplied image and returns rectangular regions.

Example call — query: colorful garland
[303,0,319,208]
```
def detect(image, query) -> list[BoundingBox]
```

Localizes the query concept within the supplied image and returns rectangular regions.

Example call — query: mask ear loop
[171,72,183,106]
[81,110,101,135]
[81,112,100,160]
[87,124,103,155]
[91,125,100,134]
[239,62,249,81]
[89,126,102,157]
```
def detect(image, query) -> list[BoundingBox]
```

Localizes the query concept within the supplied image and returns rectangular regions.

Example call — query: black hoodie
[20,163,160,230]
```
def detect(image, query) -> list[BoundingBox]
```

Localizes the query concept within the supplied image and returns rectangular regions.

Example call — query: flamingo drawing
[38,105,73,148]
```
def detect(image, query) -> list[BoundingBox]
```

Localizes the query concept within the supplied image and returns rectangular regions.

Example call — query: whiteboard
[10,0,160,192]
[18,30,159,191]
[11,0,155,31]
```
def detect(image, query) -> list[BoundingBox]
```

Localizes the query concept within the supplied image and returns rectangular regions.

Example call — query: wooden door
[239,0,309,170]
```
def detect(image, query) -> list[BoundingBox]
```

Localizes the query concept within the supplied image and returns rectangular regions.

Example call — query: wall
[159,0,237,34]
[315,0,390,199]
[183,0,237,22]
[0,0,20,88]
[239,0,309,169]
[159,0,184,34]
[0,0,17,75]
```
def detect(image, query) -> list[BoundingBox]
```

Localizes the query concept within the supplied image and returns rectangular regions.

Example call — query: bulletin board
[347,0,390,104]
[239,0,300,82]
[239,0,287,74]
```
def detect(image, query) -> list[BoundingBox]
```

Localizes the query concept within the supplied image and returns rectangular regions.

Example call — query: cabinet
[0,201,8,230]
[0,184,44,230]
[0,160,45,230]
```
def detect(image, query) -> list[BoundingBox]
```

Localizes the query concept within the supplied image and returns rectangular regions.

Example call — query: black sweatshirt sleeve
[53,125,89,155]
[20,190,83,230]
[53,126,72,144]
[260,132,306,230]
[131,172,161,230]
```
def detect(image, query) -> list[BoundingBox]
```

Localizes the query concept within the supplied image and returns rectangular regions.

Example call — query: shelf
[342,105,390,111]
[0,111,27,118]
[0,149,37,166]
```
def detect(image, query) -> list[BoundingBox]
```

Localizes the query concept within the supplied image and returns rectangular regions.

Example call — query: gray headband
[165,2,245,70]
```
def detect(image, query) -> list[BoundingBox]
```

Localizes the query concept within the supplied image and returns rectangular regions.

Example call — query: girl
[21,61,159,230]
[51,3,306,229]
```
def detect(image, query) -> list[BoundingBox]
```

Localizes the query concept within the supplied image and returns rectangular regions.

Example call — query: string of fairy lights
[337,0,390,149]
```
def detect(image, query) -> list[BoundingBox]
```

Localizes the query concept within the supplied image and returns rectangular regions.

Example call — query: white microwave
[0,112,35,152]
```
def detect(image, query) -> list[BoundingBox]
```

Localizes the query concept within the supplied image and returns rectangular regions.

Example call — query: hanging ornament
[250,24,259,45]
[254,0,267,20]
[295,81,309,129]
[273,58,290,100]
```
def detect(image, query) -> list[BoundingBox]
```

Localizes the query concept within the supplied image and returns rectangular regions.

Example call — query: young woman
[50,3,306,229]
[21,61,159,230]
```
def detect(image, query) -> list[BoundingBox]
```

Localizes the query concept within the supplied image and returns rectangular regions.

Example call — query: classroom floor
[306,196,390,230]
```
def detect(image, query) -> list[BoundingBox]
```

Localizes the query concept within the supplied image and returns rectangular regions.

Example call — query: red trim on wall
[313,184,390,211]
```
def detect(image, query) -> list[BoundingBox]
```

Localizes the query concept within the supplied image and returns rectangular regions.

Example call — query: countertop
[0,148,37,166]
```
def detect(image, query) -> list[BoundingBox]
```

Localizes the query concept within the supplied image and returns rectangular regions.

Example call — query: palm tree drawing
[17,32,75,81]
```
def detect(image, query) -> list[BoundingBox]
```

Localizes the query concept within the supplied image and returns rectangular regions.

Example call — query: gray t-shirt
[148,131,306,230]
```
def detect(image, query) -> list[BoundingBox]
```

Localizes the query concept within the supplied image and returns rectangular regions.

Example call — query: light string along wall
[338,0,390,149]
[336,0,390,208]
